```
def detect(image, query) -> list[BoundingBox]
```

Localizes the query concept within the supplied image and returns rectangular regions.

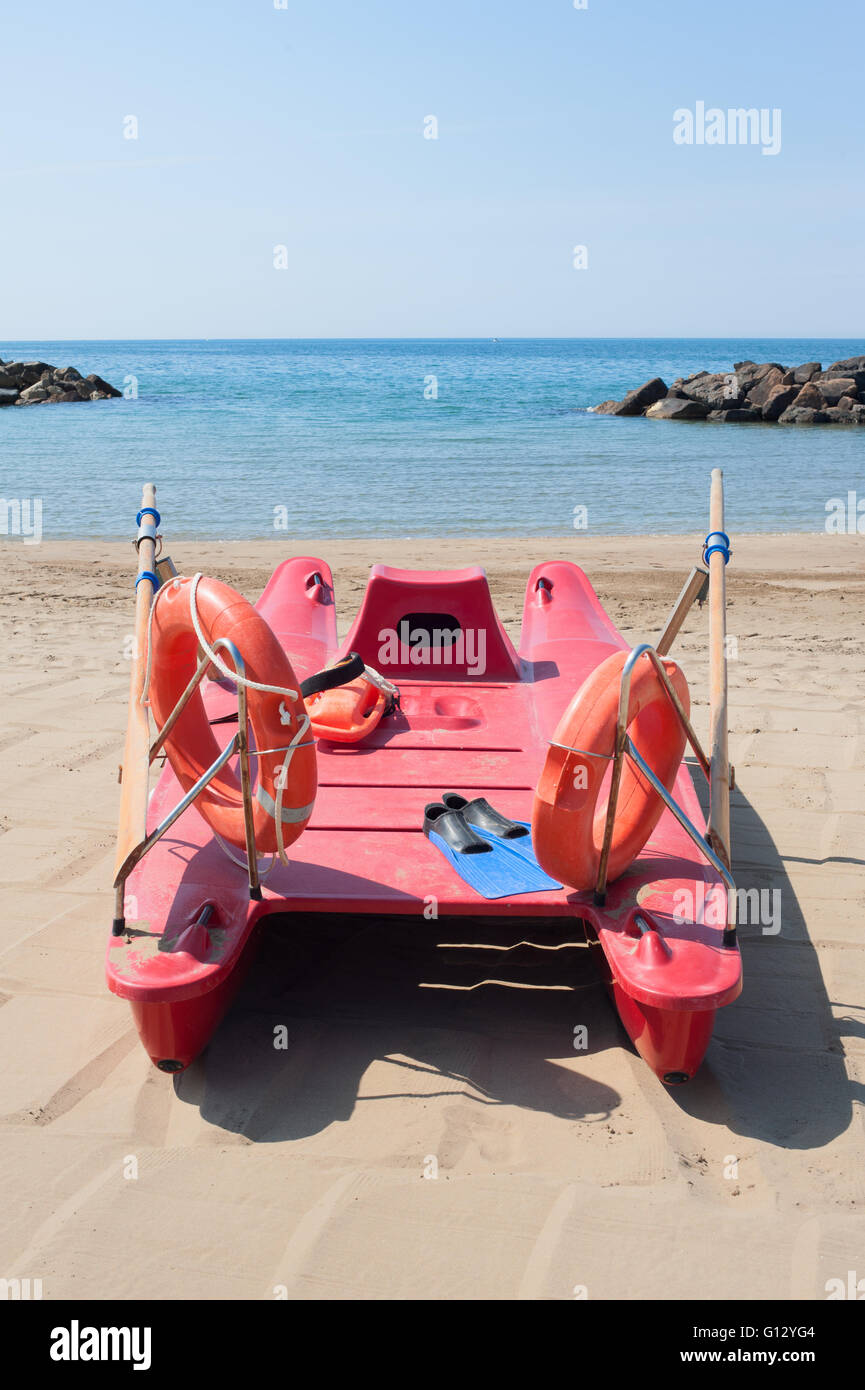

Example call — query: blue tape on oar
[703,530,731,564]
[135,570,160,590]
[136,507,161,527]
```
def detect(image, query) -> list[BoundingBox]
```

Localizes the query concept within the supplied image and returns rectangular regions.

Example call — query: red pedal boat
[108,476,742,1084]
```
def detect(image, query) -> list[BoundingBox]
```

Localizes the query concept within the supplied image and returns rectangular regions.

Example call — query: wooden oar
[706,468,731,869]
[113,484,159,924]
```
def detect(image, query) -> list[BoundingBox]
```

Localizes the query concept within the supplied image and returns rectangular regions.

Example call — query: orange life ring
[148,576,316,855]
[532,649,689,891]
[307,676,388,743]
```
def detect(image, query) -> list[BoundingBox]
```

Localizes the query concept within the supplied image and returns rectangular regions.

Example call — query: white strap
[361,663,400,696]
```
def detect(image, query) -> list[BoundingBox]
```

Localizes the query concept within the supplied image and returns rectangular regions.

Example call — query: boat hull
[129,924,262,1071]
[610,984,730,1083]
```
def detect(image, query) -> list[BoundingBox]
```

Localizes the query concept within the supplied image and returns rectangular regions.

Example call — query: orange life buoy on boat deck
[532,649,689,891]
[306,676,388,743]
[147,575,316,855]
[302,652,399,744]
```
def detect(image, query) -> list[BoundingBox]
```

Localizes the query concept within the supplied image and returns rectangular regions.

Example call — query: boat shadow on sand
[669,762,861,1149]
[174,909,624,1141]
[173,769,859,1148]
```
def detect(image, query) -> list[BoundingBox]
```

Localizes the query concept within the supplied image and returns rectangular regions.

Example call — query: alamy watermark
[50,1322,151,1370]
[0,497,42,544]
[825,1271,865,1299]
[674,102,782,157]
[1,1277,43,1300]
[825,491,865,534]
[673,882,781,935]
[377,622,486,676]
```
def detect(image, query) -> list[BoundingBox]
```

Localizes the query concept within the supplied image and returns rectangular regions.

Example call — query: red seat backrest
[341,565,522,682]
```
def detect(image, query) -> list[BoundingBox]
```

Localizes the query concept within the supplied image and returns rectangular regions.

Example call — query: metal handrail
[112,637,262,935]
[625,737,737,948]
[593,642,737,949]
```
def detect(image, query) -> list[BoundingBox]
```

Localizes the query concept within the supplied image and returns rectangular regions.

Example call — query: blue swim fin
[424,802,560,900]
[440,793,561,880]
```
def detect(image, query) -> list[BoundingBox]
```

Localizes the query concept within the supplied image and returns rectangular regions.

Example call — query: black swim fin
[441,793,530,841]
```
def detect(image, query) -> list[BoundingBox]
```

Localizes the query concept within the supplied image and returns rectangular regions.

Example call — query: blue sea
[1,339,862,539]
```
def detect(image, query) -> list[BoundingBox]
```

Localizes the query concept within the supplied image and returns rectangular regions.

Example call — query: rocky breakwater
[592,356,865,424]
[0,357,122,407]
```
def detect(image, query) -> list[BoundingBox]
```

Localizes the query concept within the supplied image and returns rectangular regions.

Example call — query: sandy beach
[1,530,863,1301]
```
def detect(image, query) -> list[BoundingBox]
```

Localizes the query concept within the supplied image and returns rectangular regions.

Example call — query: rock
[813,377,859,405]
[820,368,865,390]
[791,362,821,384]
[16,361,52,387]
[18,383,50,402]
[594,377,668,416]
[681,372,744,409]
[43,388,83,403]
[53,366,83,382]
[734,362,786,397]
[824,406,858,424]
[0,370,18,389]
[645,396,709,420]
[748,368,785,407]
[827,355,865,374]
[781,371,796,385]
[778,406,830,424]
[791,382,823,410]
[622,376,668,412]
[75,381,114,402]
[84,373,122,398]
[0,387,19,406]
[707,406,763,422]
[757,360,787,376]
[761,384,799,420]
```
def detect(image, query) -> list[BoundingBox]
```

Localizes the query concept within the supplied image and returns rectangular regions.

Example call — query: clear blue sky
[1,0,861,338]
